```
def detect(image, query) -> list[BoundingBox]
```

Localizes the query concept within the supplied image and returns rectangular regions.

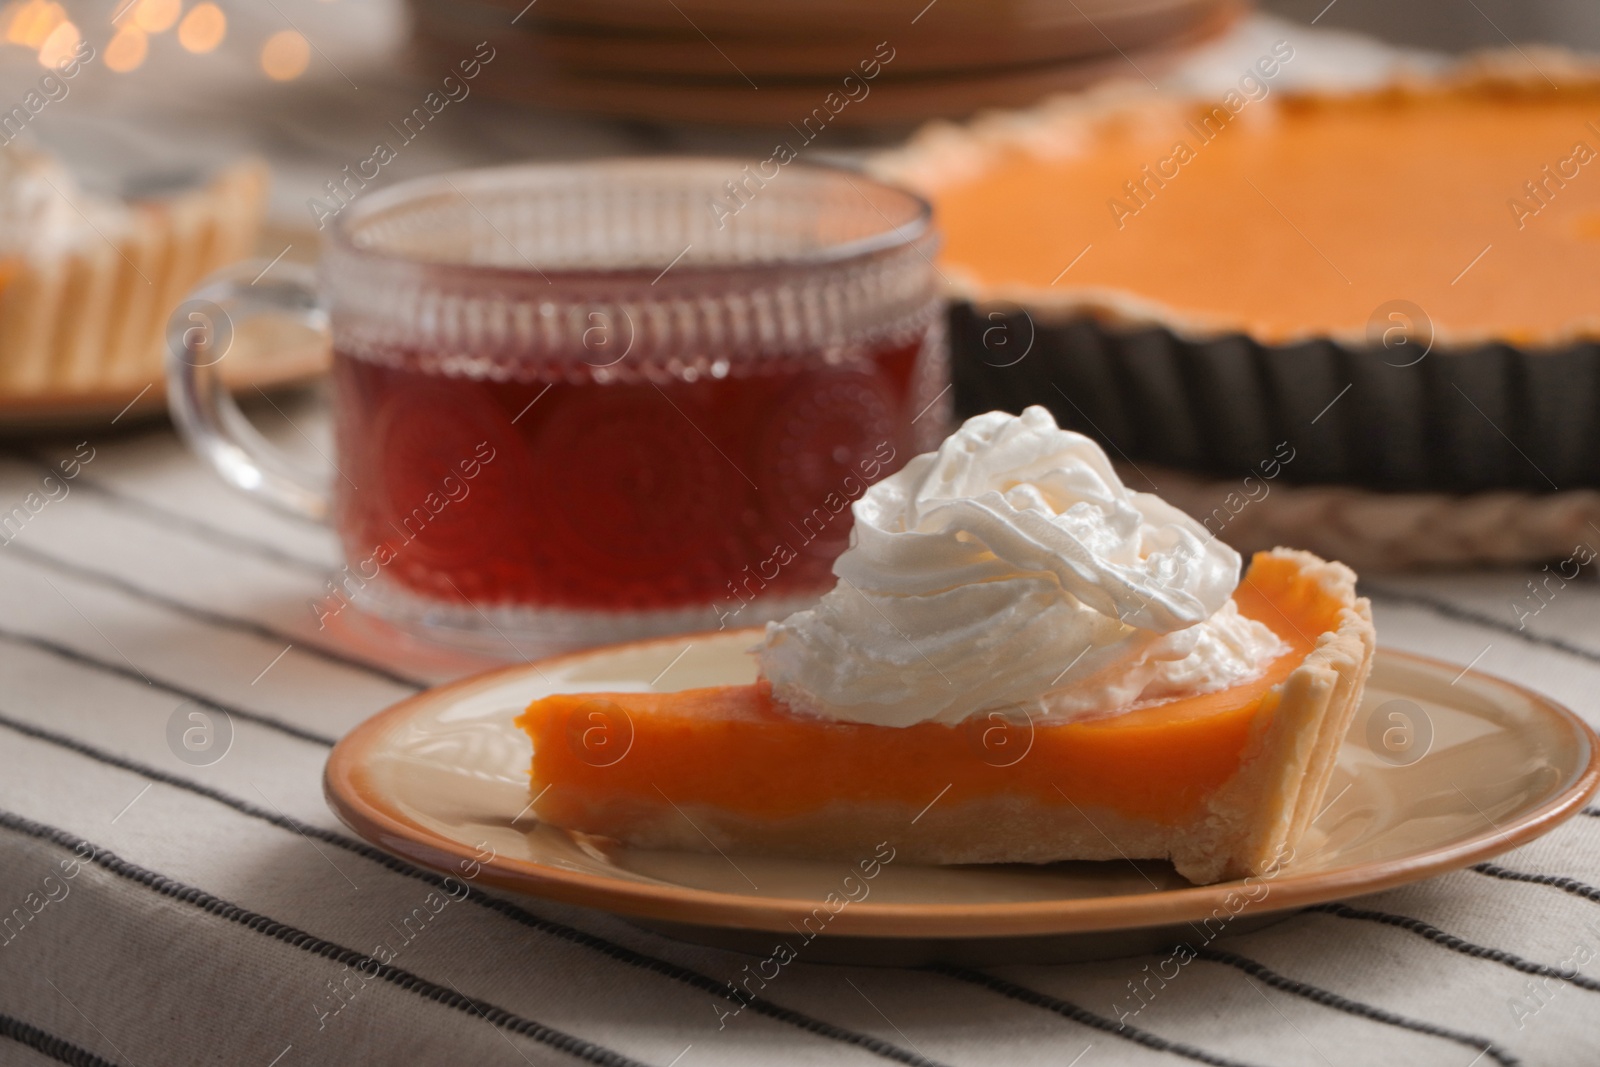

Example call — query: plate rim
[0,337,329,427]
[324,631,1600,940]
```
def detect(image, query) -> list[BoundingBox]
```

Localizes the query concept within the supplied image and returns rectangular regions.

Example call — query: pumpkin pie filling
[909,78,1600,344]
[524,551,1327,828]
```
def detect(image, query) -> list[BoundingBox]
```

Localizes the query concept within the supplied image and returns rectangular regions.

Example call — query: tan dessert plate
[0,319,329,433]
[325,629,1599,965]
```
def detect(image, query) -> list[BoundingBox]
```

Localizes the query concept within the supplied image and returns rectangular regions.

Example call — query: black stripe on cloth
[0,711,948,1067]
[0,1011,122,1067]
[0,624,338,747]
[927,964,1263,1067]
[1360,583,1600,667]
[0,809,654,1067]
[2,450,332,577]
[1188,944,1518,1066]
[1,537,426,692]
[1308,902,1600,993]
[1472,862,1600,905]
[1584,808,1600,818]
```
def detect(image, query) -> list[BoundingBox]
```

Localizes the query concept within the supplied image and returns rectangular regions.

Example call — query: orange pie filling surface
[923,83,1600,344]
[518,552,1340,829]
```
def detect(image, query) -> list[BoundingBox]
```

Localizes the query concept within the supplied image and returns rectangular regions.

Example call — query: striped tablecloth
[1,397,1598,1067]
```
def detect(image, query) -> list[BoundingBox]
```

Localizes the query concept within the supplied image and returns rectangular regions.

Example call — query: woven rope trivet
[1123,464,1600,572]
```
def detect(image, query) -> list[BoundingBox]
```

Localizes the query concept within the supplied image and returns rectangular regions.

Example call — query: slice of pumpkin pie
[517,407,1374,884]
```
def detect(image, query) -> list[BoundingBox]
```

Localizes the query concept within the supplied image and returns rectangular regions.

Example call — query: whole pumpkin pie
[872,50,1600,492]
[517,406,1375,884]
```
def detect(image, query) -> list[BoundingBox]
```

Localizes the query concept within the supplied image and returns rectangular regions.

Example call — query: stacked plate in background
[407,0,1244,125]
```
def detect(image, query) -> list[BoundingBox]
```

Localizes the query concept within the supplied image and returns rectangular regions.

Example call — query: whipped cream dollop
[757,406,1286,727]
[0,141,95,258]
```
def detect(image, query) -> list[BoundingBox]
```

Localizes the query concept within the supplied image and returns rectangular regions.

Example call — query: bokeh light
[35,16,77,66]
[260,29,309,81]
[104,23,147,71]
[176,2,225,53]
[131,0,179,34]
[4,0,65,47]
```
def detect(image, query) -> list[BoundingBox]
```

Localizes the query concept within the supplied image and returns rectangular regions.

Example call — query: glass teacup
[168,159,947,653]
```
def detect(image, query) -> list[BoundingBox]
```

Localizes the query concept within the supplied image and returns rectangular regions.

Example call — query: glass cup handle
[165,259,333,523]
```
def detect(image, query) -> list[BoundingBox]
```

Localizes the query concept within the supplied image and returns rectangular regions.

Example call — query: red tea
[330,336,941,619]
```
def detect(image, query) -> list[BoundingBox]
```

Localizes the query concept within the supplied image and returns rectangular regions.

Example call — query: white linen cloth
[3,13,1597,1067]
[1,400,1598,1067]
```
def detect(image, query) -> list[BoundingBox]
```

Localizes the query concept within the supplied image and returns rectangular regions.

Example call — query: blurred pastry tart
[0,141,267,398]
[873,50,1600,493]
[518,407,1375,884]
